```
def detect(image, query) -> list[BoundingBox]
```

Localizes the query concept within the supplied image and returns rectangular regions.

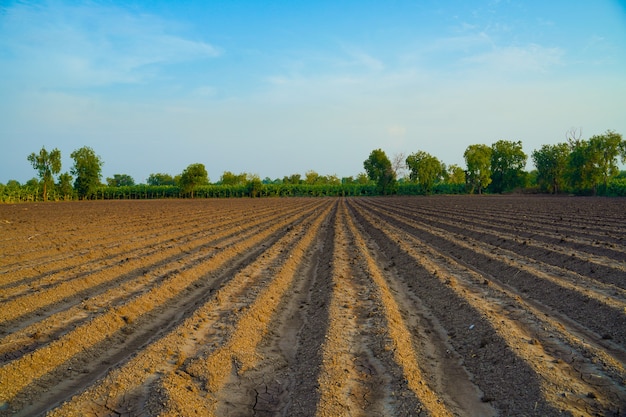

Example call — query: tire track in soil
[42,199,335,417]
[0,200,328,416]
[348,198,624,416]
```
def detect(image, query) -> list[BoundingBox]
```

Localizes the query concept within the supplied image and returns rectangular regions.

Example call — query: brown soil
[0,196,624,416]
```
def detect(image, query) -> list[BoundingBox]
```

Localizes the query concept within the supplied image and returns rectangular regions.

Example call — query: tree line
[2,129,625,202]
[364,129,625,196]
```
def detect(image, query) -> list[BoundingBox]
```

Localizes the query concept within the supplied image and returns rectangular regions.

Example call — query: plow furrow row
[357,199,626,347]
[0,200,328,415]
[0,199,312,285]
[0,201,320,329]
[0,196,624,417]
[348,199,626,416]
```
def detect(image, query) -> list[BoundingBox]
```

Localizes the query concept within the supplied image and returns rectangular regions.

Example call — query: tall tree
[27,147,61,201]
[566,139,595,193]
[589,130,625,190]
[531,143,570,194]
[356,173,370,184]
[405,151,444,194]
[567,130,625,194]
[490,140,527,193]
[179,163,209,198]
[392,152,407,180]
[364,149,396,195]
[464,144,492,194]
[71,146,103,200]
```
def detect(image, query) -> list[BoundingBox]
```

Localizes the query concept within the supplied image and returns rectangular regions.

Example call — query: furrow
[369,198,626,275]
[342,200,456,417]
[0,201,325,413]
[358,199,626,347]
[44,199,335,417]
[0,199,307,288]
[313,201,366,416]
[0,201,315,327]
[350,199,623,416]
[390,199,626,259]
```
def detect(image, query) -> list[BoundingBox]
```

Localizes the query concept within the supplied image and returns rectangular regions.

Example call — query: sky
[1,0,625,184]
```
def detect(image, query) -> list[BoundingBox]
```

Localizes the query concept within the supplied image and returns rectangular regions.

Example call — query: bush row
[2,179,625,202]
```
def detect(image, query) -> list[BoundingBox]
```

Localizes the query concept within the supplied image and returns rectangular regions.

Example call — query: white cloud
[0,1,220,89]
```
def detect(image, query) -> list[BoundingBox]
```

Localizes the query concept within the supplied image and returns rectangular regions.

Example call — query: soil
[0,195,625,416]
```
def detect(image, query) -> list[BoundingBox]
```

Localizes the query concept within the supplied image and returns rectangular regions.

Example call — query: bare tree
[392,152,407,180]
[566,127,583,142]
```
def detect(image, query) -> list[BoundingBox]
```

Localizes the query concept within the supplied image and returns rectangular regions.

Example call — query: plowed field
[1,196,625,416]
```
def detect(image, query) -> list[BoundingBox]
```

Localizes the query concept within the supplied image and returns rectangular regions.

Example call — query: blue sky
[1,0,625,184]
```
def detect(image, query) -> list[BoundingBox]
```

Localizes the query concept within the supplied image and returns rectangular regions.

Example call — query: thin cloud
[340,45,385,71]
[461,44,564,74]
[0,1,220,88]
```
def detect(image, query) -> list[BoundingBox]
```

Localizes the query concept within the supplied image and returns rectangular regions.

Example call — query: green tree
[71,146,103,199]
[447,164,466,185]
[147,173,176,186]
[405,151,444,194]
[27,146,62,201]
[57,172,74,200]
[356,173,370,184]
[327,174,341,185]
[567,130,625,194]
[364,149,396,195]
[305,170,321,185]
[179,163,209,198]
[106,174,135,187]
[219,171,247,186]
[246,174,264,197]
[282,174,302,185]
[531,143,570,194]
[464,144,492,194]
[490,140,527,193]
[589,130,625,191]
[567,139,595,193]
